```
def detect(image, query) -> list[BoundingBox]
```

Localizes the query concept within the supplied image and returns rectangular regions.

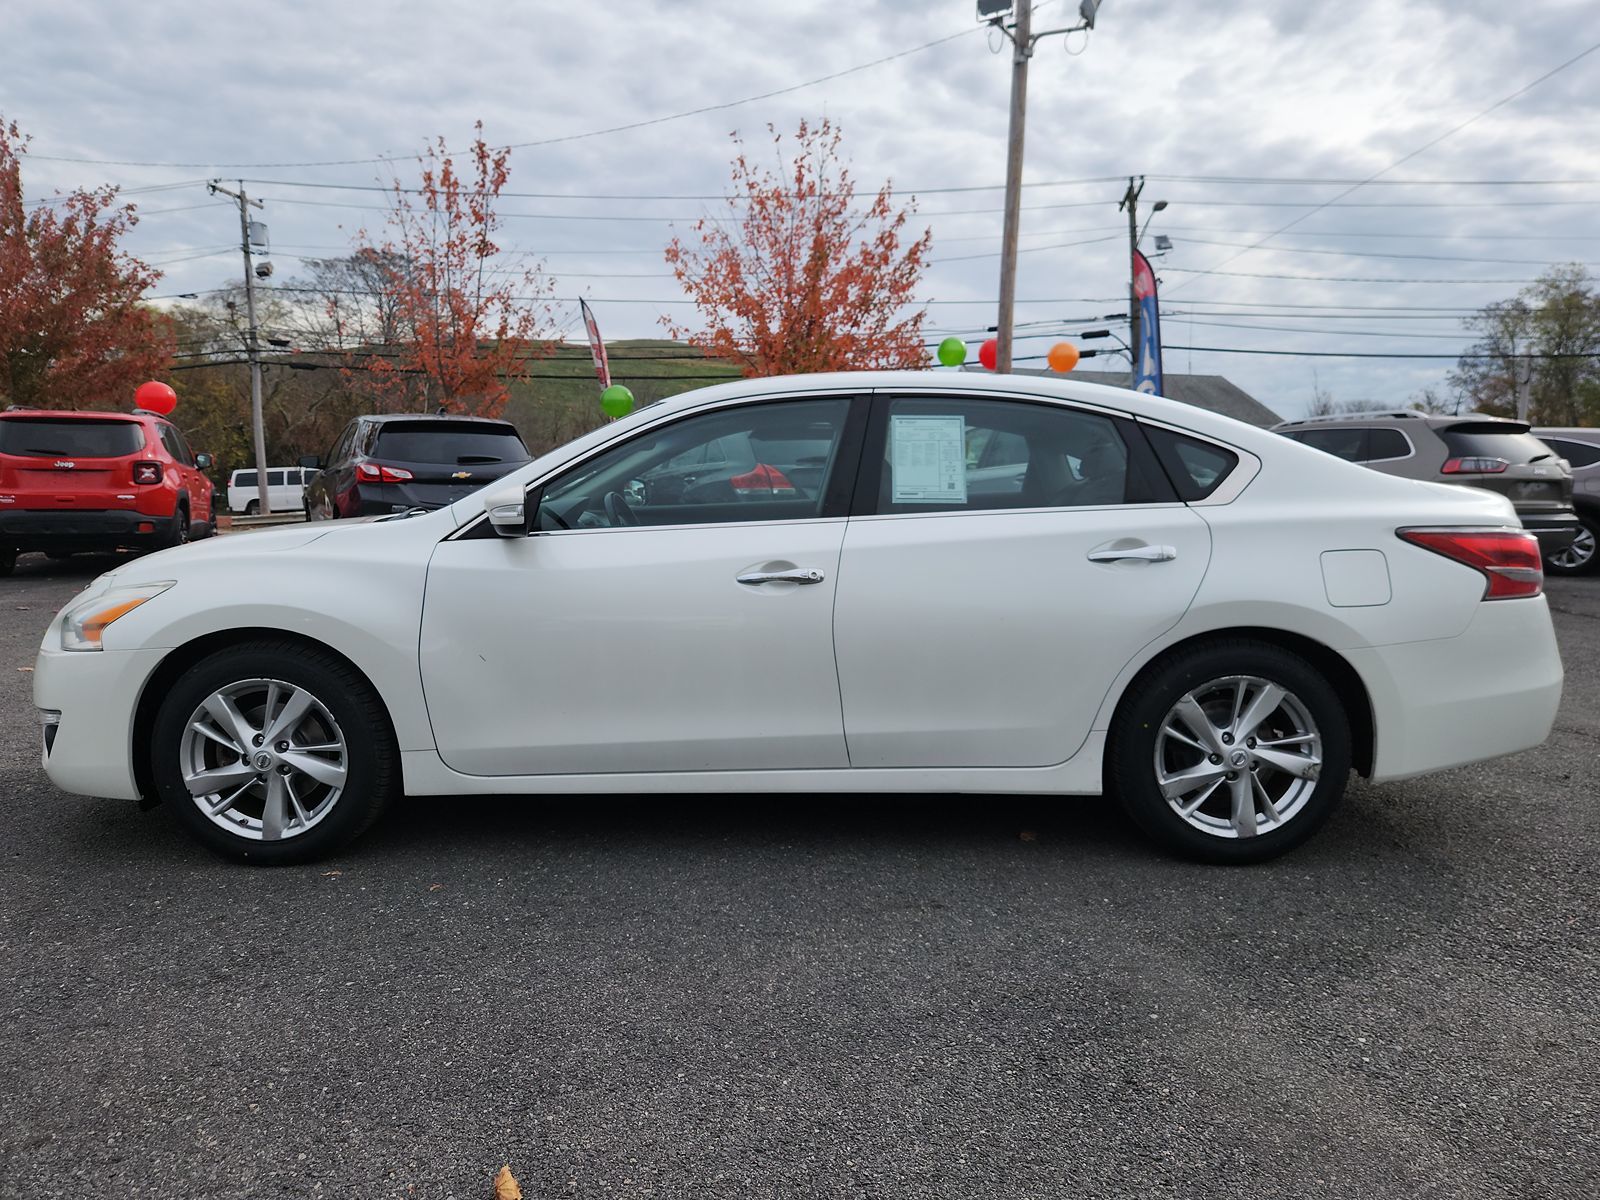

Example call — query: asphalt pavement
[1,553,1596,1199]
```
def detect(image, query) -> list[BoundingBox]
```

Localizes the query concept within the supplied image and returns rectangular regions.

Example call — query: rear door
[832,393,1214,769]
[0,417,148,509]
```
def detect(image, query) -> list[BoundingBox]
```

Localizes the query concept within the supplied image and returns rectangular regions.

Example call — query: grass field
[504,339,743,455]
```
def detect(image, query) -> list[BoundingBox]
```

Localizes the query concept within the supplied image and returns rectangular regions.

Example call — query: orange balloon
[1047,342,1080,373]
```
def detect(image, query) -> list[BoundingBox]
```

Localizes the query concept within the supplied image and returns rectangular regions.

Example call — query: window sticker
[891,414,968,504]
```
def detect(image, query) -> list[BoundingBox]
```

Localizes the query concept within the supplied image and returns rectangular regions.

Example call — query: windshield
[0,418,146,458]
[372,422,531,465]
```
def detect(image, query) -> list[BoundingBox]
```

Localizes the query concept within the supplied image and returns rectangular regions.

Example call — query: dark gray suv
[1273,411,1581,563]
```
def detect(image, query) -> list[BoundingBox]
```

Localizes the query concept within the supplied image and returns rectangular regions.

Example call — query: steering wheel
[603,490,639,527]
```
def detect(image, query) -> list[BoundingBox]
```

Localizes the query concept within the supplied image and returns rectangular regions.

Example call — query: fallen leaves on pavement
[492,1164,522,1199]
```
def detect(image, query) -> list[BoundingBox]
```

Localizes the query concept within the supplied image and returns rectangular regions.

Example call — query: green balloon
[936,337,967,367]
[600,384,635,419]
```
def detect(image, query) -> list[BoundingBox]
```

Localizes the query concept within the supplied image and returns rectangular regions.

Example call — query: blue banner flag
[1132,249,1163,396]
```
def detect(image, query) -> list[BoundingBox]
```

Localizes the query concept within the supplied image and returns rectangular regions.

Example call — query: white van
[227,467,311,515]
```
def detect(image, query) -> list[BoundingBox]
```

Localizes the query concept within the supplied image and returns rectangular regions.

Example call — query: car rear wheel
[1109,639,1351,864]
[151,641,398,864]
[245,500,259,516]
[1545,513,1598,576]
[0,547,14,577]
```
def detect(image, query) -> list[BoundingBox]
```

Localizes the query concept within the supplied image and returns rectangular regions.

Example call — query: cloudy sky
[8,0,1599,418]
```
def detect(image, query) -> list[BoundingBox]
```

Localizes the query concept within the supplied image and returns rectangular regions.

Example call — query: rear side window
[872,397,1165,514]
[0,418,145,458]
[373,422,531,465]
[267,470,286,486]
[1365,428,1412,461]
[1543,437,1600,468]
[1441,425,1555,465]
[1290,427,1367,462]
[1144,425,1241,501]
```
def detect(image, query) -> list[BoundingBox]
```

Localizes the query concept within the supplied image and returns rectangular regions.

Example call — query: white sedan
[33,372,1563,865]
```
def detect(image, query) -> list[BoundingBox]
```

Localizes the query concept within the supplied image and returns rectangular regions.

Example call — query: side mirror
[484,482,532,538]
[194,452,213,469]
[298,454,321,470]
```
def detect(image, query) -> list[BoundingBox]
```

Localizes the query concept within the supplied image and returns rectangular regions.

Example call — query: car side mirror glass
[298,454,321,470]
[484,482,531,538]
[194,453,213,469]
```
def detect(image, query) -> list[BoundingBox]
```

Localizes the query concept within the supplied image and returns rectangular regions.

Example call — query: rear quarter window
[1144,426,1240,501]
[0,418,146,458]
[1543,437,1600,469]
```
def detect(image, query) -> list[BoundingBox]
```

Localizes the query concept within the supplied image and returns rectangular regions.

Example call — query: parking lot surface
[1,554,1596,1199]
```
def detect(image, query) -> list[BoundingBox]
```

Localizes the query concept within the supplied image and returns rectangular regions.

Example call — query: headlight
[59,583,174,652]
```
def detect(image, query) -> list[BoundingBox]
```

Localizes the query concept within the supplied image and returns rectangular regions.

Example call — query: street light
[1137,198,1168,247]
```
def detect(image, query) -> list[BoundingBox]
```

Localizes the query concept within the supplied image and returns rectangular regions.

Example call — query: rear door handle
[1087,544,1177,563]
[737,568,826,586]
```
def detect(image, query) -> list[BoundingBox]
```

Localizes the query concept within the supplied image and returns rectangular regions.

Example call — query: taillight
[730,463,797,496]
[1440,456,1509,475]
[358,463,414,483]
[1399,528,1543,600]
[131,462,163,485]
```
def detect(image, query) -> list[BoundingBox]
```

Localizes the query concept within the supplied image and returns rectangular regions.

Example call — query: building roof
[993,368,1282,427]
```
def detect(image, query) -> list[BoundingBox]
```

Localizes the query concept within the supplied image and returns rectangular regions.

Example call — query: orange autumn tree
[347,123,554,416]
[664,119,932,375]
[0,117,172,408]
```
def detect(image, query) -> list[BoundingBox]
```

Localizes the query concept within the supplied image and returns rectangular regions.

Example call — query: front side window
[872,397,1157,514]
[537,398,853,530]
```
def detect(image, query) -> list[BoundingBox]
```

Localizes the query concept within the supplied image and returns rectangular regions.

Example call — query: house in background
[972,367,1282,427]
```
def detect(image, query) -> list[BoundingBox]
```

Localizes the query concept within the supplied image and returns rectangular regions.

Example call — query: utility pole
[987,0,1101,373]
[995,0,1032,375]
[208,180,271,516]
[1120,176,1142,386]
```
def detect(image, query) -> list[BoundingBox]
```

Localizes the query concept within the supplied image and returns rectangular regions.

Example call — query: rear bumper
[0,508,177,552]
[1347,595,1563,782]
[1519,511,1581,552]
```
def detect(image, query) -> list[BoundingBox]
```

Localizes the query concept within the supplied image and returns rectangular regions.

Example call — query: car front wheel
[1109,639,1351,864]
[151,640,397,864]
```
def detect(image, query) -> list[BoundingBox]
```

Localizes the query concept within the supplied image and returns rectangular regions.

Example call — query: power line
[1163,267,1553,284]
[1171,36,1600,291]
[24,23,995,171]
[1169,236,1597,268]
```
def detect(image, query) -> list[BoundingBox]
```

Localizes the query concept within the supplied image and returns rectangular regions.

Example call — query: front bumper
[1,508,177,553]
[1347,595,1563,782]
[33,643,166,801]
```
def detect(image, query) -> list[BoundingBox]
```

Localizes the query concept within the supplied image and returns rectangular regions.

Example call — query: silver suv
[1273,411,1581,566]
[1531,427,1600,575]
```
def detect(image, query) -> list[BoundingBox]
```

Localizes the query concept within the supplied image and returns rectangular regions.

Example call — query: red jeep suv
[0,408,215,575]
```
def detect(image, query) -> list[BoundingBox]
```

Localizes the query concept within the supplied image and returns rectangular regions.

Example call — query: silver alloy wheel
[1153,674,1323,839]
[179,678,349,841]
[1548,523,1596,571]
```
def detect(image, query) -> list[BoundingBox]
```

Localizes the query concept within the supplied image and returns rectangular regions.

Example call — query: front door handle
[737,568,826,586]
[1087,544,1177,563]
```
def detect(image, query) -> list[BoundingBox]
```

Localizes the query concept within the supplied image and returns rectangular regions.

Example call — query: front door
[832,393,1215,769]
[419,395,865,777]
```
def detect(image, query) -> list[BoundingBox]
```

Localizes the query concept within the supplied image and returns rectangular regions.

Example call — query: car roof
[0,407,144,421]
[359,412,519,426]
[1273,410,1530,432]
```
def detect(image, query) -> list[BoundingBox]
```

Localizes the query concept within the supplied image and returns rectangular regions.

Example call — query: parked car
[0,407,215,574]
[227,467,313,515]
[1530,427,1600,575]
[1272,410,1582,560]
[35,372,1561,867]
[302,414,531,519]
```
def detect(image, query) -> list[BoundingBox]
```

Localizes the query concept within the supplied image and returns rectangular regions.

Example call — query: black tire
[46,551,74,562]
[245,500,259,516]
[0,547,15,577]
[1108,638,1352,865]
[1544,511,1599,577]
[190,519,214,541]
[158,504,191,550]
[151,639,398,865]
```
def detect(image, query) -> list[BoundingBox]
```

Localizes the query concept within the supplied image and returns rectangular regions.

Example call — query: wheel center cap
[1230,749,1248,768]
[253,752,274,771]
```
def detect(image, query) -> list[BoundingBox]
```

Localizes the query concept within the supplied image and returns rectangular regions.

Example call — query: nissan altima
[33,372,1564,865]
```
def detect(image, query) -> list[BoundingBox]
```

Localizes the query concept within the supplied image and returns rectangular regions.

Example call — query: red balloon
[135,380,178,415]
[978,338,998,371]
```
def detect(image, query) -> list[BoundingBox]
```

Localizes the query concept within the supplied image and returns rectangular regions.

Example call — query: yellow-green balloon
[600,384,635,419]
[936,337,967,367]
